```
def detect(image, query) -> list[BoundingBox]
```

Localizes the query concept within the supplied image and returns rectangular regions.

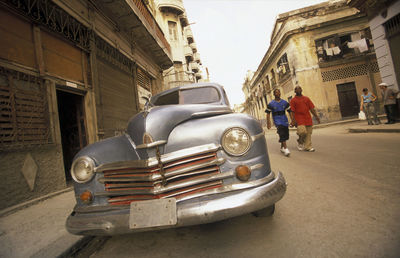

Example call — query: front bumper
[66,172,286,235]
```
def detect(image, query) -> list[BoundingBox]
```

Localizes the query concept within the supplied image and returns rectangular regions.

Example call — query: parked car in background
[66,83,286,235]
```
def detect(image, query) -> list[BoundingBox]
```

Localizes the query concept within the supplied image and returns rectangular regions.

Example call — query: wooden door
[336,82,359,118]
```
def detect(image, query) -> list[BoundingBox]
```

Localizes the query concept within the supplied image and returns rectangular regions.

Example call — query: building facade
[244,0,382,123]
[349,0,400,90]
[149,0,204,92]
[0,0,173,210]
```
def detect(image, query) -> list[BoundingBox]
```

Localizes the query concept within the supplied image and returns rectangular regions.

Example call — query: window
[315,28,374,62]
[153,87,220,106]
[270,69,276,87]
[0,69,51,150]
[137,67,152,91]
[180,87,220,104]
[168,21,178,41]
[265,75,271,91]
[277,53,290,80]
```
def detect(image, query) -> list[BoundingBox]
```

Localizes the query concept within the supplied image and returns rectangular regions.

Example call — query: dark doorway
[57,90,87,182]
[336,82,359,118]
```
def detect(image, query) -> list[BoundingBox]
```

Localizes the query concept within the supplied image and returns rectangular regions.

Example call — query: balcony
[195,72,202,80]
[190,42,197,51]
[184,45,193,60]
[179,13,189,27]
[194,52,200,63]
[190,62,199,72]
[315,28,375,67]
[95,0,173,69]
[185,27,194,43]
[157,0,185,15]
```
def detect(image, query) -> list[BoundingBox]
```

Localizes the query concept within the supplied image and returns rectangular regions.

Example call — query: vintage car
[66,83,286,235]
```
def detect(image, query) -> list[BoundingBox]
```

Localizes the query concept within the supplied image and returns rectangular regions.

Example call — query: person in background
[360,88,380,125]
[265,89,292,157]
[290,86,320,152]
[379,82,398,124]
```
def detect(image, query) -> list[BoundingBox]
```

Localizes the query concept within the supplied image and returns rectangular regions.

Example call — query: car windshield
[153,87,220,106]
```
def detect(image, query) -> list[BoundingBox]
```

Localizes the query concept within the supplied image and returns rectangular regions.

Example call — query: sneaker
[284,148,290,156]
[305,148,315,152]
[280,147,285,153]
[297,144,304,151]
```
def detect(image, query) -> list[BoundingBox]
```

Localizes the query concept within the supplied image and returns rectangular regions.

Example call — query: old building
[149,0,204,91]
[243,0,382,123]
[0,0,173,209]
[349,0,399,90]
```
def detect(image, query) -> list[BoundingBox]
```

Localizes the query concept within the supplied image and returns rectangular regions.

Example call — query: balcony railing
[190,42,197,51]
[194,52,200,63]
[185,27,194,42]
[157,0,185,15]
[184,45,193,59]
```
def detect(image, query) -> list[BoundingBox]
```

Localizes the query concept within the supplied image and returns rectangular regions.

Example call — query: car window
[180,87,220,104]
[153,91,179,105]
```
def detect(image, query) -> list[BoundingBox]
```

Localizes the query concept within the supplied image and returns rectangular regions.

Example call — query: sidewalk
[0,119,399,258]
[264,116,400,134]
[0,189,86,258]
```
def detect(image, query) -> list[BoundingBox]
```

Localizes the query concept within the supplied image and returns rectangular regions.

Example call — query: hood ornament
[142,95,151,118]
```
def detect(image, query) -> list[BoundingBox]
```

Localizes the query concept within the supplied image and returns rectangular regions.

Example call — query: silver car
[66,83,286,235]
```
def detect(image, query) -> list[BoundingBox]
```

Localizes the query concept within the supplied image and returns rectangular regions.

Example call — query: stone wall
[0,145,66,210]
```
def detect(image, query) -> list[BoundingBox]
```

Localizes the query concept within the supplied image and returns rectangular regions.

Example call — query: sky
[183,0,328,106]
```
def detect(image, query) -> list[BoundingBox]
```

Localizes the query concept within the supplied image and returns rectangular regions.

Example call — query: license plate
[129,198,177,229]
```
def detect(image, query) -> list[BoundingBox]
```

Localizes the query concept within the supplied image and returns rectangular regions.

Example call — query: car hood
[127,104,232,145]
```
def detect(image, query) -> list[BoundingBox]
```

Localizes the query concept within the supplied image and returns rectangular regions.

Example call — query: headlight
[221,127,251,156]
[71,156,95,183]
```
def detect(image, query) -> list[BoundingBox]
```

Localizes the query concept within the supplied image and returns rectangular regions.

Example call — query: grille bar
[96,145,230,206]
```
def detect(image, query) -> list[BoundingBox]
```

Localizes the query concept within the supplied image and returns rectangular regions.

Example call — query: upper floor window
[315,28,374,63]
[168,21,178,41]
[270,69,276,87]
[265,75,271,91]
[277,53,290,80]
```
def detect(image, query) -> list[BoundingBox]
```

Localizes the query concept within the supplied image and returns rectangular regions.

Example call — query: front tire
[252,204,275,217]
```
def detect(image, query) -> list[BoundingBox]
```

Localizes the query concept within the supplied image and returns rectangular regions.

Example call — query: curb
[348,128,400,133]
[58,236,110,258]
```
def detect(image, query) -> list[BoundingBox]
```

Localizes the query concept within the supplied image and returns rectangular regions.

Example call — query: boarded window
[137,68,152,91]
[0,68,50,150]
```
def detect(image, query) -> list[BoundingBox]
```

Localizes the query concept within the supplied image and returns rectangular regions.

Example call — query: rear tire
[252,204,275,217]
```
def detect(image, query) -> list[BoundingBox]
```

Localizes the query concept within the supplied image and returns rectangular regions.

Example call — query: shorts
[276,125,289,142]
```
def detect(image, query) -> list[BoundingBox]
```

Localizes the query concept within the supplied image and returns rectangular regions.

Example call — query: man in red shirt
[290,86,320,152]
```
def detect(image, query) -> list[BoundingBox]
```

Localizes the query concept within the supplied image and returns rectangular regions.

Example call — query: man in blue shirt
[265,89,293,156]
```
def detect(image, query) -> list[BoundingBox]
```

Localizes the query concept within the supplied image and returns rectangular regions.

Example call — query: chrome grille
[96,144,226,206]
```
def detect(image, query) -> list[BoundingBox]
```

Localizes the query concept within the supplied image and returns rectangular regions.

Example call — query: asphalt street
[88,124,400,258]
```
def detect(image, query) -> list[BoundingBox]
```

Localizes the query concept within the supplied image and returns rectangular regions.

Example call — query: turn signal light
[80,190,93,204]
[235,165,251,181]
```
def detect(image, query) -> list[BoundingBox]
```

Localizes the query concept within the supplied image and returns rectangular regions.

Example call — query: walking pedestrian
[265,89,292,157]
[379,82,398,124]
[360,88,380,125]
[289,86,320,152]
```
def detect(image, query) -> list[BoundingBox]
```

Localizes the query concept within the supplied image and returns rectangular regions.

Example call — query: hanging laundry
[357,38,368,52]
[326,46,341,56]
[332,46,341,55]
[347,38,368,53]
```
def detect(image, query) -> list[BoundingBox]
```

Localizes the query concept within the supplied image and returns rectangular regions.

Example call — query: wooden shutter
[0,68,50,150]
[137,68,151,91]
